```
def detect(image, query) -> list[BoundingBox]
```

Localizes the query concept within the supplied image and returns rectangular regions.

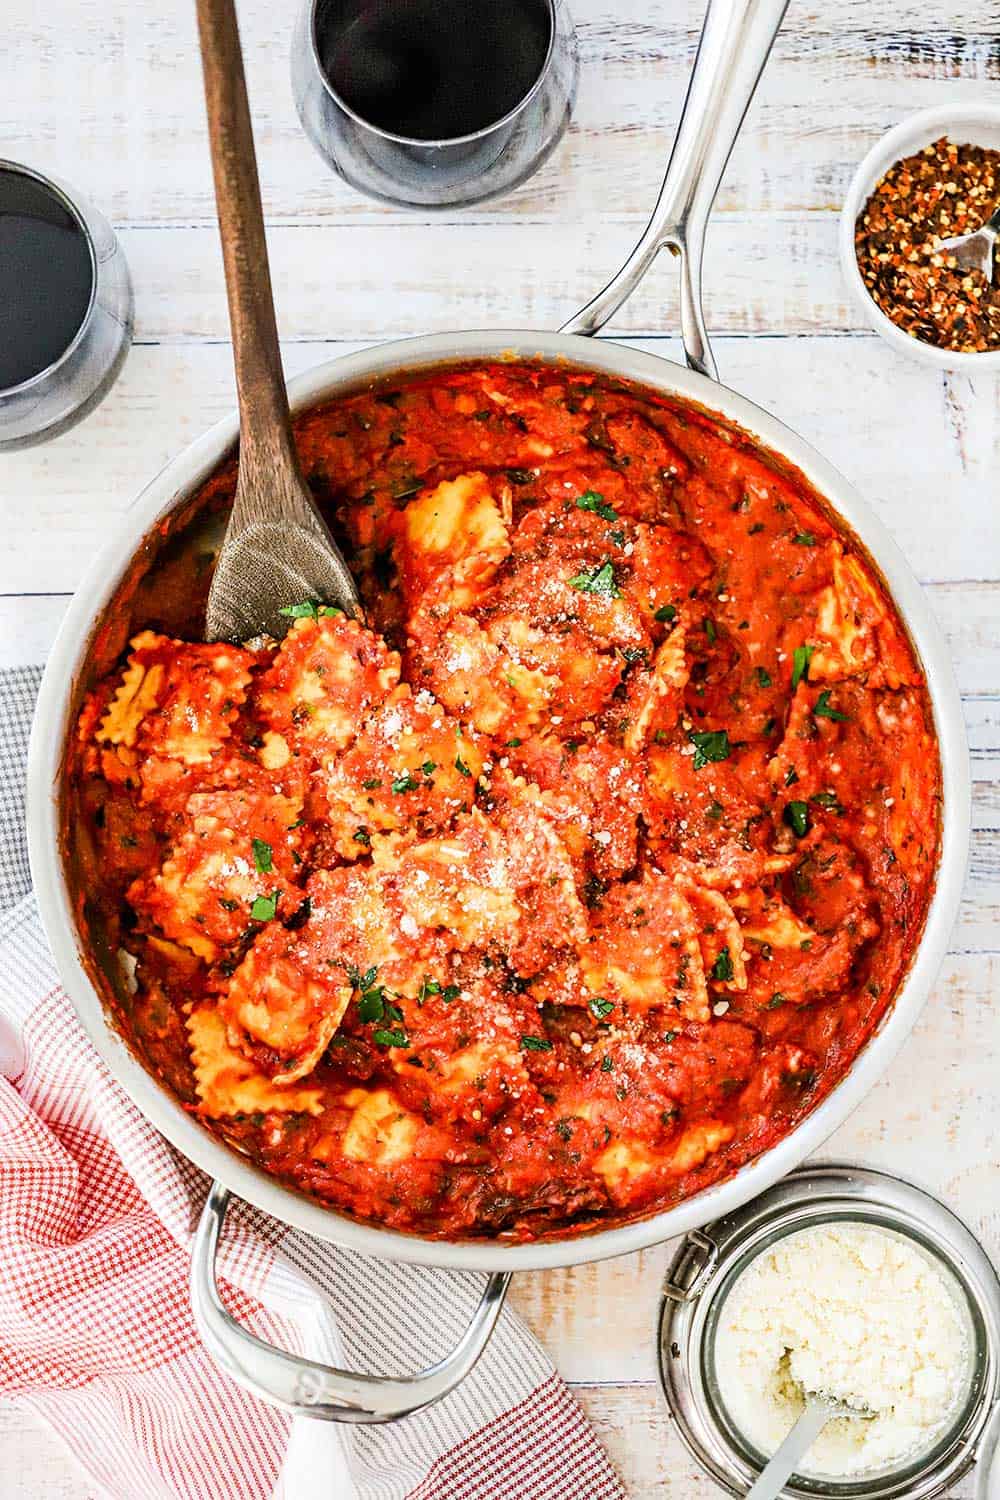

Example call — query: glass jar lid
[658,1162,1000,1499]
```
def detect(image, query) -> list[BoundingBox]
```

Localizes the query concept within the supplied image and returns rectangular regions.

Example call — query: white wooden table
[2,0,999,1494]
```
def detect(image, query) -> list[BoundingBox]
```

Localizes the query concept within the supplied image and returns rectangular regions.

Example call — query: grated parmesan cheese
[714,1222,972,1477]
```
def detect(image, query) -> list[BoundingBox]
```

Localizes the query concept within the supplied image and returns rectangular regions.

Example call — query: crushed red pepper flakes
[855,137,1000,354]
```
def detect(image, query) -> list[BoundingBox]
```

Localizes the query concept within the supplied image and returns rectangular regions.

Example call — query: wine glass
[291,0,578,210]
[0,161,132,450]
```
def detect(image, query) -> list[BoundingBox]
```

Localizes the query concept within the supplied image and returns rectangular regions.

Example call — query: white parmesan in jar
[714,1222,972,1477]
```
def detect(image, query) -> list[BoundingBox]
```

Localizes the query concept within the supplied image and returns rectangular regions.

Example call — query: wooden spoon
[195,0,359,643]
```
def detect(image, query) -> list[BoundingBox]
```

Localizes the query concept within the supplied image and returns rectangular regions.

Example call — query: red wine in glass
[292,0,578,208]
[0,162,132,448]
[321,0,552,141]
[0,166,95,391]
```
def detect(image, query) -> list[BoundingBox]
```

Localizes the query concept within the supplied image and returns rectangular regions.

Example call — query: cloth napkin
[0,666,626,1500]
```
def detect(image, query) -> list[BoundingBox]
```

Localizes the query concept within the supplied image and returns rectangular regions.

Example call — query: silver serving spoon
[195,0,360,644]
[938,201,1000,283]
[744,1390,872,1500]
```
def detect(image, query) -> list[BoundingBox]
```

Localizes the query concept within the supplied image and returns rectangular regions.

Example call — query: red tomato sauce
[67,362,941,1242]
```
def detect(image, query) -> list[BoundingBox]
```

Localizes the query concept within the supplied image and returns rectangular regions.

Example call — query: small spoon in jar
[195,0,360,644]
[937,201,1000,285]
[744,1390,873,1500]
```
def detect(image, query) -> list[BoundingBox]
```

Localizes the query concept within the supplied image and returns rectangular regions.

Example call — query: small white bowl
[840,103,1000,372]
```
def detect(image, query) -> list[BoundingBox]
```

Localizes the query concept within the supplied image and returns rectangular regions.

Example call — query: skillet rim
[25,330,971,1272]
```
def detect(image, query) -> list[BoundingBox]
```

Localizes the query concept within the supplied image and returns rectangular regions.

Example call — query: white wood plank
[1,336,995,593]
[111,208,965,340]
[0,597,69,668]
[2,0,998,229]
[118,216,860,341]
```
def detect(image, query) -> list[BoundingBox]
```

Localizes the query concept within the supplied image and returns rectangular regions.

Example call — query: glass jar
[659,1163,1000,1498]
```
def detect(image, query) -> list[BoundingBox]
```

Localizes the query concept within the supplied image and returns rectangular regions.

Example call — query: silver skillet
[26,0,970,1425]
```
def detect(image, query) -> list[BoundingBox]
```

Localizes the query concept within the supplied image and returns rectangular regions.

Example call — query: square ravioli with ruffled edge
[127,784,305,963]
[96,629,255,763]
[253,610,401,760]
[315,684,485,859]
[217,812,523,1081]
[188,1004,324,1116]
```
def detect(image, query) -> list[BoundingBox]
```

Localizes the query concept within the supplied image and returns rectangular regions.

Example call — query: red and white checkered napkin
[0,895,626,1500]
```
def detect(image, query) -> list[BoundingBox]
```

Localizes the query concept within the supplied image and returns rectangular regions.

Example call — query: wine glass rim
[0,158,99,398]
[306,0,559,149]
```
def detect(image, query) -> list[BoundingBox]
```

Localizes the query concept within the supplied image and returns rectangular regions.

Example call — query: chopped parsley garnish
[416,975,459,1005]
[754,666,772,688]
[791,643,814,690]
[362,777,381,790]
[705,799,724,821]
[353,826,371,846]
[811,790,844,814]
[588,996,615,1019]
[783,800,810,838]
[251,838,273,874]
[710,947,734,982]
[454,755,472,777]
[421,759,437,775]
[689,728,731,770]
[705,617,718,644]
[279,600,341,619]
[250,891,279,922]
[520,1035,553,1052]
[575,489,618,522]
[506,737,522,747]
[600,1055,614,1072]
[218,898,239,912]
[785,766,799,786]
[792,532,817,546]
[348,963,378,990]
[373,1028,409,1048]
[765,992,788,1009]
[358,986,386,1023]
[654,603,677,623]
[567,559,620,597]
[814,690,848,722]
[391,771,420,794]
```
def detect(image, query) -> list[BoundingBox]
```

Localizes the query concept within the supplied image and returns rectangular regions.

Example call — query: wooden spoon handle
[195,0,296,476]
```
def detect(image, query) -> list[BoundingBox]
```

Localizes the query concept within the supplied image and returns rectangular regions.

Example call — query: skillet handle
[190,1181,511,1423]
[560,0,789,379]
